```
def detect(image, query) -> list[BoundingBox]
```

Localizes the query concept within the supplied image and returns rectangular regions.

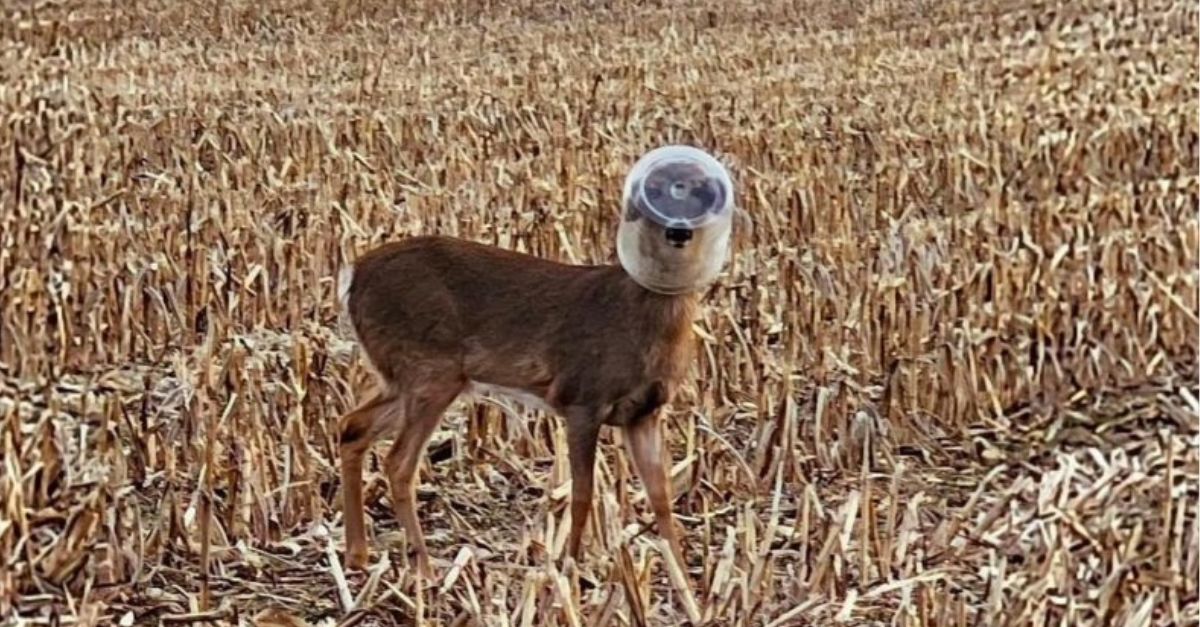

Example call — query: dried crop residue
[1,0,1197,625]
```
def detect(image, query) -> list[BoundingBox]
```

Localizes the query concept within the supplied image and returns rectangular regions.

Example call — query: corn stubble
[1,0,1197,625]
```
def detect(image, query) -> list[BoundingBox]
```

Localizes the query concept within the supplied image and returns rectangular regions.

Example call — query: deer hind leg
[383,374,464,577]
[338,390,399,570]
[624,414,687,570]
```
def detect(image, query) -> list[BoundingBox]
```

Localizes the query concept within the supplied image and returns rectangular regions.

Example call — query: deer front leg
[623,414,687,570]
[565,414,600,561]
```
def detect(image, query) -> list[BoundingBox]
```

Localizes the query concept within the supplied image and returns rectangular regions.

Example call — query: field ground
[1,0,1198,625]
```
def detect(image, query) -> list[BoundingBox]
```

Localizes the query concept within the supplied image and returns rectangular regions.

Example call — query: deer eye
[691,181,717,210]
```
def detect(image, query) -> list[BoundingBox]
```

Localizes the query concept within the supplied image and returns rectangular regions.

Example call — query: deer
[334,145,737,579]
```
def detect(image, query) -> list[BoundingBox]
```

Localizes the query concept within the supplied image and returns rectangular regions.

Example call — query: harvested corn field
[2,0,1198,625]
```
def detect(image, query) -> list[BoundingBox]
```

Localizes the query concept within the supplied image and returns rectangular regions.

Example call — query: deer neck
[611,265,701,339]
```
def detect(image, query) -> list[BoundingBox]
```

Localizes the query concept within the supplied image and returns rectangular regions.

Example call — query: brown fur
[337,234,698,575]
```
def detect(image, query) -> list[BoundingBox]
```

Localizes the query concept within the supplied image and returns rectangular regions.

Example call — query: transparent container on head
[617,145,737,295]
[621,145,735,229]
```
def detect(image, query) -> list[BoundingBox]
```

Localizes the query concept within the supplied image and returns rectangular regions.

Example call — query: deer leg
[383,379,463,577]
[623,414,687,570]
[338,390,396,571]
[565,415,600,561]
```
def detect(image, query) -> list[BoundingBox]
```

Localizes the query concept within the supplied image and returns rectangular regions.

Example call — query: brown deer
[335,145,736,577]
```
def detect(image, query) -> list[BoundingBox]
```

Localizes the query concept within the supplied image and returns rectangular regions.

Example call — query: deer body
[337,235,697,573]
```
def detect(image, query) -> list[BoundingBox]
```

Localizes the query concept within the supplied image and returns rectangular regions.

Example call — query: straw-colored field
[2,0,1198,625]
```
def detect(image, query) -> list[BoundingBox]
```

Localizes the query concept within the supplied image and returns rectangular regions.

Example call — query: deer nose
[664,228,693,247]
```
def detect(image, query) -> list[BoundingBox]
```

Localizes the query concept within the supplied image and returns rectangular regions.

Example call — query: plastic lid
[623,145,733,229]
